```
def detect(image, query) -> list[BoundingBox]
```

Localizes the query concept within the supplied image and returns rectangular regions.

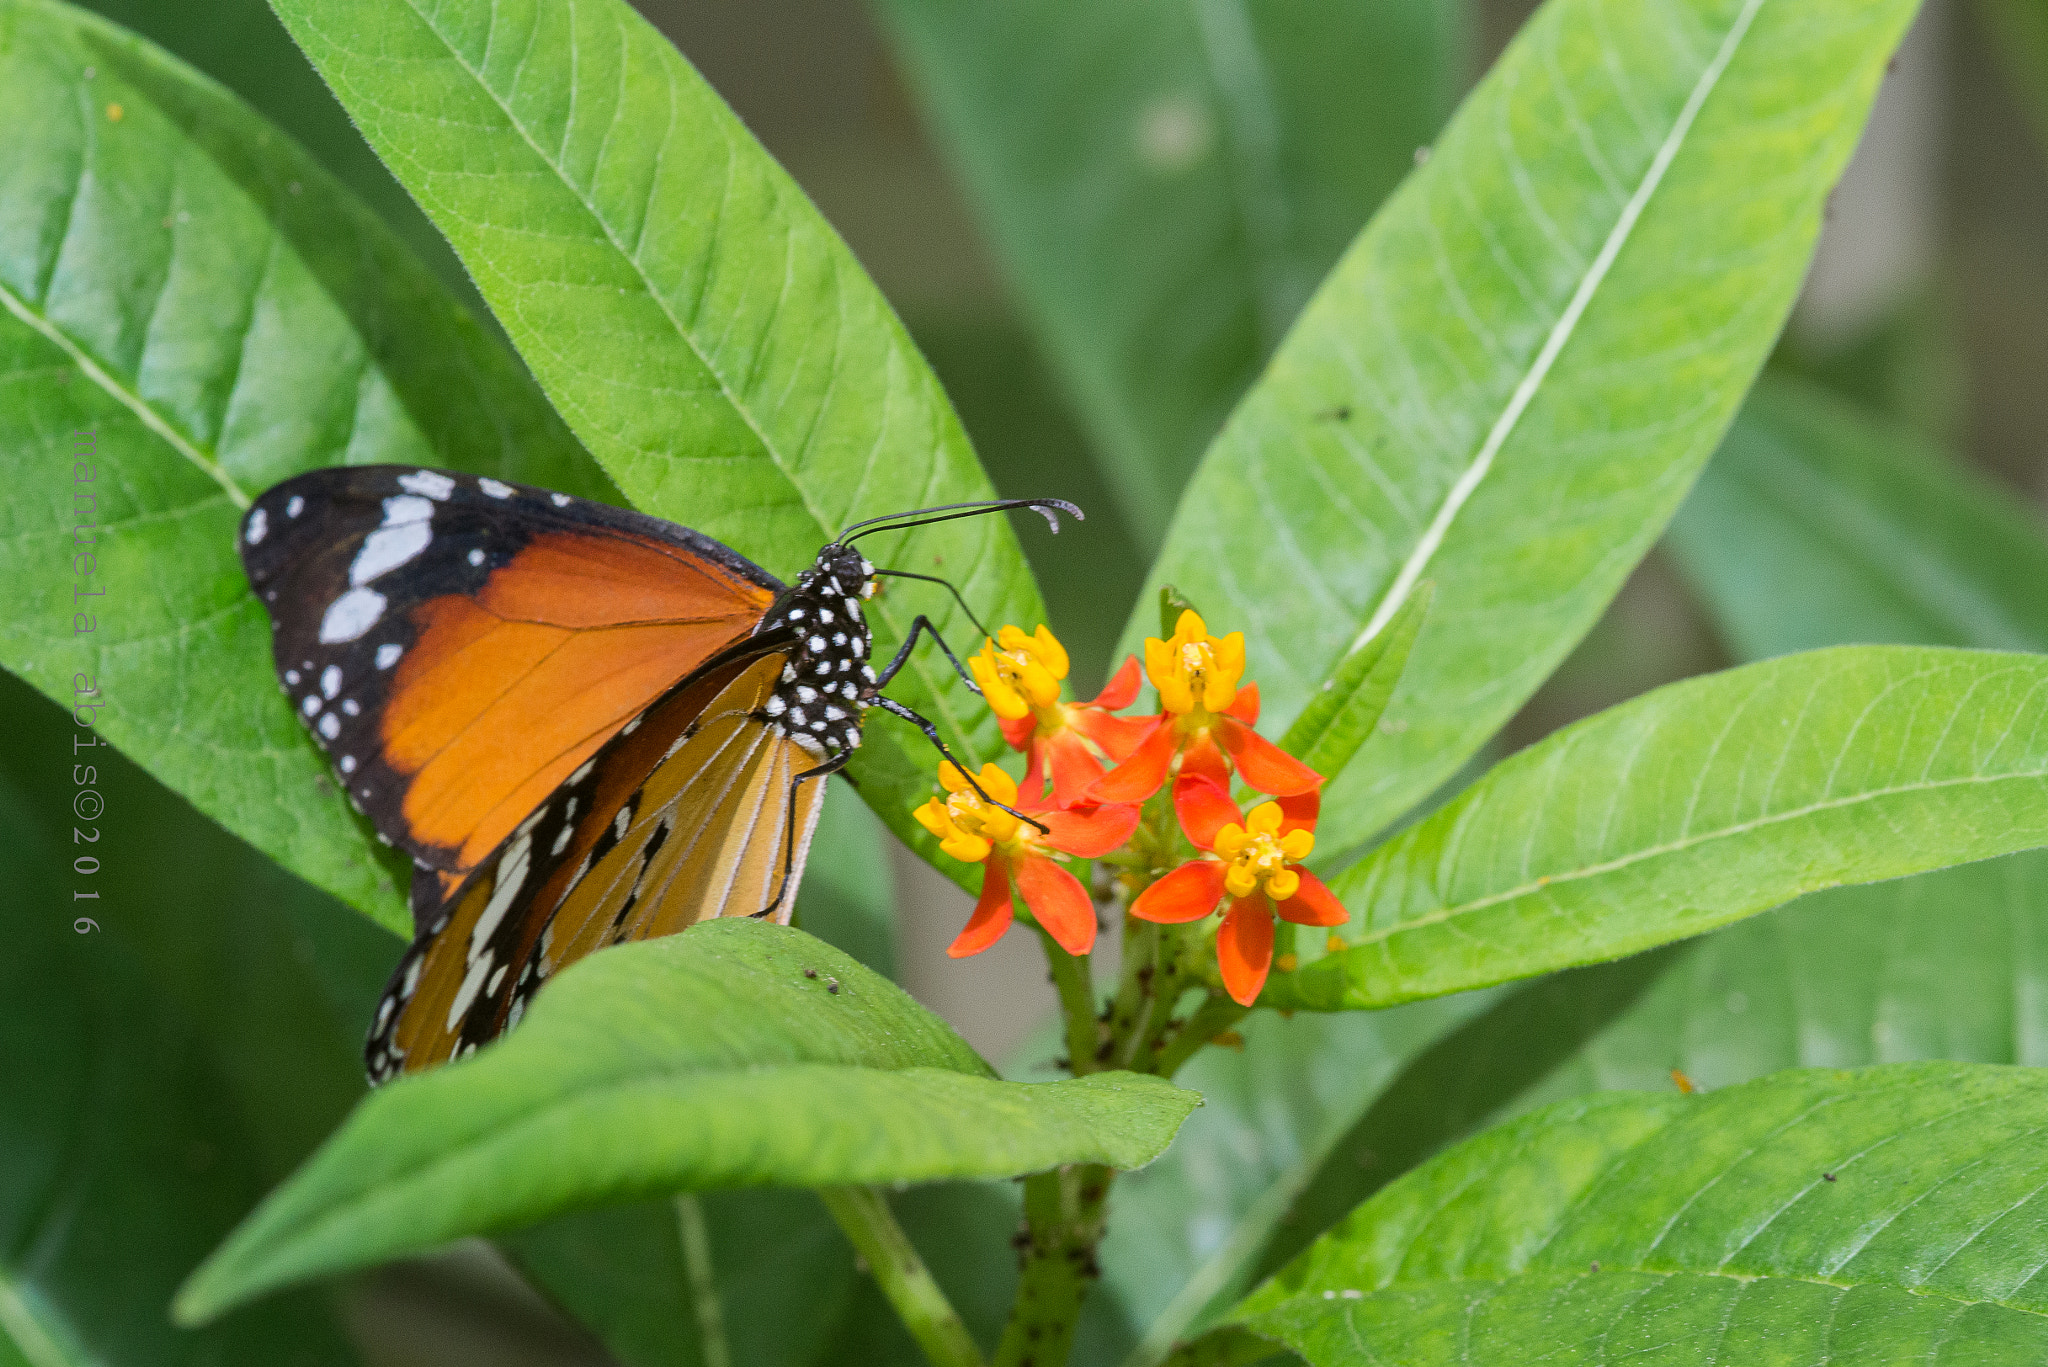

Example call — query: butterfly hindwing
[238,466,782,922]
[364,640,829,1081]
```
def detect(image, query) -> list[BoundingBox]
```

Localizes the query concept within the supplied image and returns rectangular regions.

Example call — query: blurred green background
[10,0,2047,1362]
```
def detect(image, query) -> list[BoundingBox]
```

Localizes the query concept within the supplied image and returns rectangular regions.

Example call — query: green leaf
[0,0,612,934]
[1097,989,1497,1364]
[265,0,1050,880]
[1277,645,2048,1011]
[176,920,1197,1326]
[1669,375,2048,659]
[0,675,363,1366]
[873,0,1467,546]
[1129,0,1917,857]
[1230,1064,2048,1364]
[1277,581,1428,785]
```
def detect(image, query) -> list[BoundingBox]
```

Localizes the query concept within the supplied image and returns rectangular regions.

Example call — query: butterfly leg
[874,614,983,695]
[756,753,851,919]
[873,696,1049,835]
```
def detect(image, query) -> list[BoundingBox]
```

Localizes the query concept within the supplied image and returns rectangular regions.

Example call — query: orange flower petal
[1039,802,1141,858]
[1173,775,1242,851]
[1216,716,1321,796]
[998,712,1036,752]
[1275,868,1348,927]
[1217,897,1275,1006]
[949,859,1015,957]
[1088,716,1176,803]
[1019,741,1050,807]
[1277,787,1320,836]
[1129,860,1228,924]
[1092,655,1143,710]
[1046,732,1109,809]
[1228,681,1260,726]
[1068,707,1156,763]
[1015,855,1096,955]
[1181,729,1231,789]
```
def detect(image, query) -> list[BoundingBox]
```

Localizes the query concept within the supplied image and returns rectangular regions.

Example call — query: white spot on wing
[303,695,322,716]
[550,493,571,507]
[286,494,304,518]
[469,834,533,964]
[350,496,435,585]
[398,470,456,500]
[479,477,513,499]
[376,642,402,669]
[319,588,386,642]
[321,665,341,698]
[284,669,300,686]
[318,712,340,740]
[447,949,494,1032]
[340,755,357,774]
[244,507,267,544]
[468,548,485,566]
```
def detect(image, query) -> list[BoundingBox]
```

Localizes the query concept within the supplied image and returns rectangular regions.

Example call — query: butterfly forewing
[238,467,780,923]
[365,643,829,1081]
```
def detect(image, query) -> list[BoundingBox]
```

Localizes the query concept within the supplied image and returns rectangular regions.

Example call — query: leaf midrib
[1269,1260,2048,1318]
[378,0,978,747]
[1346,767,2048,948]
[0,277,248,510]
[1345,0,1767,655]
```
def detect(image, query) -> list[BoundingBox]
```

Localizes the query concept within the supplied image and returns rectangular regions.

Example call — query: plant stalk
[993,1165,1113,1367]
[1153,992,1249,1079]
[820,1186,987,1367]
[1038,928,1103,1074]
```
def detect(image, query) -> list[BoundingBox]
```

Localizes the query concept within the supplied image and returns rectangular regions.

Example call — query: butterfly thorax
[753,544,878,761]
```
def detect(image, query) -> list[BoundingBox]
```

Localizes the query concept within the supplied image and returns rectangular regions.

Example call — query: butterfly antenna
[837,498,1082,546]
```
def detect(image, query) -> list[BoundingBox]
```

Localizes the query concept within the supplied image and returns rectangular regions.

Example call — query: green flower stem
[993,1165,1113,1367]
[1038,928,1104,1074]
[1153,992,1249,1079]
[818,1187,987,1367]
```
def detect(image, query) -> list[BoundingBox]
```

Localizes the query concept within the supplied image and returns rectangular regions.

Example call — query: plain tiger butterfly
[237,466,1074,1082]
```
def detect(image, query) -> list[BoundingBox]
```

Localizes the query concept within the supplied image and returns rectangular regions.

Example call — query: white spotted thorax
[753,544,879,762]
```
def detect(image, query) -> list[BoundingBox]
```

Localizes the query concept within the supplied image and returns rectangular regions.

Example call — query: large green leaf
[874,0,1466,547]
[1669,375,2048,659]
[1251,848,2048,1277]
[265,0,1053,877]
[1095,990,1497,1366]
[0,675,363,1367]
[1228,1064,2048,1364]
[1275,645,2048,1010]
[176,920,1197,1326]
[0,0,611,934]
[1130,0,1918,857]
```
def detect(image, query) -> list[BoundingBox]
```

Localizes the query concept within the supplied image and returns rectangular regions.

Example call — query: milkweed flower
[915,761,1139,958]
[972,624,1153,808]
[1088,610,1319,804]
[1128,777,1345,1005]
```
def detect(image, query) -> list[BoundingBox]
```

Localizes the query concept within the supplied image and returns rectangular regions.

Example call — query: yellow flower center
[1211,800,1314,900]
[970,624,1070,727]
[1144,610,1245,718]
[914,762,1032,864]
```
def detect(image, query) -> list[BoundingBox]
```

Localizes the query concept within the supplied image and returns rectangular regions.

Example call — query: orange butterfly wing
[366,643,827,1080]
[239,468,779,920]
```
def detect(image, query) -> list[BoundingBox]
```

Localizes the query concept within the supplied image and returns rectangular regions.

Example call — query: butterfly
[237,466,1073,1083]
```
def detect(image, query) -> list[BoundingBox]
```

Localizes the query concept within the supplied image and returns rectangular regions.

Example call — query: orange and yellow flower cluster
[918,608,1342,1005]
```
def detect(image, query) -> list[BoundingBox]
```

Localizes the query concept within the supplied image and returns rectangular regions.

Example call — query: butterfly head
[808,543,877,601]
